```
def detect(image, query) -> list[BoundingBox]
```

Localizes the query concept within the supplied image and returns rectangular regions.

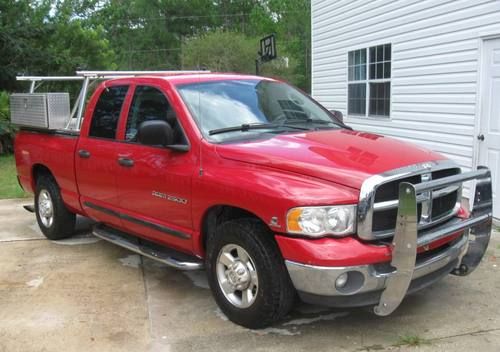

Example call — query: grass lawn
[0,154,29,199]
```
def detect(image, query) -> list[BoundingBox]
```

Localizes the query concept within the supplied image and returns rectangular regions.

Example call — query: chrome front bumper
[286,167,493,314]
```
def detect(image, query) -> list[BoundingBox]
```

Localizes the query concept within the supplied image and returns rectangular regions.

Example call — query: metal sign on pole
[256,34,277,75]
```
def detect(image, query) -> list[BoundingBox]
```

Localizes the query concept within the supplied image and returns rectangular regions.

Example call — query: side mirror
[138,120,174,147]
[329,110,344,123]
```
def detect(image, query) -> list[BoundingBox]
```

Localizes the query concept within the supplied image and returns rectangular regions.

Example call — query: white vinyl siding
[311,0,500,177]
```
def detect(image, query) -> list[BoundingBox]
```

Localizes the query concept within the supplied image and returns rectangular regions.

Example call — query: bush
[182,31,257,73]
[181,30,300,87]
[0,91,16,154]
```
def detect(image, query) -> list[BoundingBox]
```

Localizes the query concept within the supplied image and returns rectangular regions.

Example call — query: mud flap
[374,182,418,316]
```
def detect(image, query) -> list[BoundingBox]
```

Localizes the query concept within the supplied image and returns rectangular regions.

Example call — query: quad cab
[13,71,493,328]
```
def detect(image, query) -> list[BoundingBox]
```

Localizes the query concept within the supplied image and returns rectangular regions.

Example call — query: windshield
[176,79,341,142]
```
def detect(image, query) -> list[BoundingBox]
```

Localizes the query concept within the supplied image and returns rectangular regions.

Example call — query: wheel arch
[200,205,273,252]
[32,163,57,189]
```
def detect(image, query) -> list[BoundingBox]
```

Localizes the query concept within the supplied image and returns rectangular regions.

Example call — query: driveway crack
[357,327,500,351]
[140,256,154,342]
[428,327,500,342]
[0,238,45,243]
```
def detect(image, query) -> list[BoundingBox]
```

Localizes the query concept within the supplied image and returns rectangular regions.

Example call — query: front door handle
[78,149,91,158]
[118,157,134,167]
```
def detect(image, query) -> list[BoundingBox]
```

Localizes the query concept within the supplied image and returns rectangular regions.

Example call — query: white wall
[312,0,500,173]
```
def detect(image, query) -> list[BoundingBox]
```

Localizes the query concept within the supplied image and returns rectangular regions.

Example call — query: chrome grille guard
[358,160,463,240]
[373,166,493,316]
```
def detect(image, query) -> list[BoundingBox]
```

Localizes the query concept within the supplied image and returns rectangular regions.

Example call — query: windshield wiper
[278,117,353,130]
[305,118,353,130]
[208,123,308,136]
[281,118,336,126]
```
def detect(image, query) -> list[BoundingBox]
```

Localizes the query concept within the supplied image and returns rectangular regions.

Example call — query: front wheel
[206,219,296,329]
[35,174,76,240]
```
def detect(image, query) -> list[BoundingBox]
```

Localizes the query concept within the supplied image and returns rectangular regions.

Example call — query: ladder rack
[76,70,210,78]
[15,70,210,131]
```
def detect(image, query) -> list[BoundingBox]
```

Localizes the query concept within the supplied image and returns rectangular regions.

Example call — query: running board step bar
[92,224,203,270]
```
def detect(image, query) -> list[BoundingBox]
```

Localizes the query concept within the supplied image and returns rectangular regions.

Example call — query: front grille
[372,205,423,232]
[370,167,461,237]
[432,190,458,219]
[374,175,421,202]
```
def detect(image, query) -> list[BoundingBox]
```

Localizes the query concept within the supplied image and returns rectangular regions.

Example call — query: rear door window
[89,85,129,139]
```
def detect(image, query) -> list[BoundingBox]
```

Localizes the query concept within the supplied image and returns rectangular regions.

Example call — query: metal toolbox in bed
[10,93,70,130]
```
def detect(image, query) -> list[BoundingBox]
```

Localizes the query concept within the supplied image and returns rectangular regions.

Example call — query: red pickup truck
[14,71,493,328]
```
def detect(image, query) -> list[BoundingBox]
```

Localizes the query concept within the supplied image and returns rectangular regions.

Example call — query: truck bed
[14,129,82,214]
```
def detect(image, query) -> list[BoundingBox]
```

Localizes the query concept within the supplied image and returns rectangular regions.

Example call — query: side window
[89,85,129,139]
[125,86,186,144]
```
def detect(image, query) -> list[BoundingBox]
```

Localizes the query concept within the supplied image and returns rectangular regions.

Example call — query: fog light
[335,272,349,289]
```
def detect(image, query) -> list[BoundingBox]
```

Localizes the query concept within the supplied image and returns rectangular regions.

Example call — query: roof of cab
[107,73,275,86]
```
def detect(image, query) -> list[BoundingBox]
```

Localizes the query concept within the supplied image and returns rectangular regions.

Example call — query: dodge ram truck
[13,71,493,329]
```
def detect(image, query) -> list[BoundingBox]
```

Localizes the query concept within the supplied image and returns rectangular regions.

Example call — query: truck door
[114,84,195,253]
[76,84,130,228]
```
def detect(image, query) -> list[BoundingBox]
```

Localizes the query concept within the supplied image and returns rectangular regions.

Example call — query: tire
[206,218,296,329]
[35,174,76,240]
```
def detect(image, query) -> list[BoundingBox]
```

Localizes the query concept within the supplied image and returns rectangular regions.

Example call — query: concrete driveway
[1,198,500,352]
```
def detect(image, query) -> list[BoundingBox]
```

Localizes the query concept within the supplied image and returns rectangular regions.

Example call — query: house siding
[311,0,500,175]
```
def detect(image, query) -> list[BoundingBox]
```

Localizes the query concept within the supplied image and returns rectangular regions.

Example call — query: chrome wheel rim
[216,244,258,309]
[38,190,54,228]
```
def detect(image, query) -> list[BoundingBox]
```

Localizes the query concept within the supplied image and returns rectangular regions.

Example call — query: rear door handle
[118,157,134,167]
[78,149,91,158]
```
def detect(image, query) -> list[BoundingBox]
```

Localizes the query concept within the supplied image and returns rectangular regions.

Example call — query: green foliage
[81,0,310,90]
[266,0,311,90]
[90,0,221,70]
[260,55,300,87]
[0,0,50,91]
[181,30,301,85]
[0,154,29,199]
[0,91,16,154]
[0,91,9,121]
[0,0,116,91]
[0,0,311,91]
[182,31,257,73]
[46,21,117,74]
[395,334,431,347]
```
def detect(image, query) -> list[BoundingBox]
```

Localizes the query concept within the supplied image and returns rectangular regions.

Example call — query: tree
[0,91,15,154]
[0,0,311,91]
[181,30,299,84]
[263,0,311,90]
[0,0,116,91]
[90,0,220,70]
[182,31,257,73]
[0,0,52,90]
[44,21,117,74]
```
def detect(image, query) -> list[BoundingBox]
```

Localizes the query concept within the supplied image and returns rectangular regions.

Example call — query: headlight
[286,205,357,237]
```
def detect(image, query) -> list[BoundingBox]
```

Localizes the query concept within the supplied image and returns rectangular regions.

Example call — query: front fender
[191,158,359,255]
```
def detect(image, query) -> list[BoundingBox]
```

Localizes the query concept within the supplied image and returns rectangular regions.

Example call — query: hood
[215,129,446,190]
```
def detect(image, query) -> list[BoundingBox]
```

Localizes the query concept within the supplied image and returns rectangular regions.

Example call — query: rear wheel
[206,218,296,329]
[35,175,76,240]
